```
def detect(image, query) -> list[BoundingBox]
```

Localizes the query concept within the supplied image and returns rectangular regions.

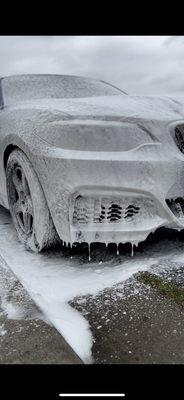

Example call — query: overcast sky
[0,36,184,95]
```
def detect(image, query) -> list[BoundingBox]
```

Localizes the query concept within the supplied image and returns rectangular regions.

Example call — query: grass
[137,271,184,306]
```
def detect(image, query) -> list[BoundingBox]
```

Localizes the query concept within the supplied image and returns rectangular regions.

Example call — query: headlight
[39,121,155,152]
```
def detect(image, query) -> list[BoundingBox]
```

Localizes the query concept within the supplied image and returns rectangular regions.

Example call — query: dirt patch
[137,271,184,306]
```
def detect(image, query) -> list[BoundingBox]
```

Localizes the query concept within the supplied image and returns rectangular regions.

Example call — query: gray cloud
[0,35,184,95]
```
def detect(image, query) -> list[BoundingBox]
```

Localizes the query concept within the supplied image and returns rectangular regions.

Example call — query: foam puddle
[0,207,184,362]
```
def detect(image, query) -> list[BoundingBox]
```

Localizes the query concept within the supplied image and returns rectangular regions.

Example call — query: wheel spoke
[26,196,33,216]
[13,199,22,215]
[12,170,23,194]
[23,212,32,233]
[22,171,30,195]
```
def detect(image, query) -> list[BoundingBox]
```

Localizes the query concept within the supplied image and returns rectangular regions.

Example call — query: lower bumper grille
[166,197,184,221]
[72,195,156,226]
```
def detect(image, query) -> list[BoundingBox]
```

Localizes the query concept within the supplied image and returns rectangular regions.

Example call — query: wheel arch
[3,144,19,170]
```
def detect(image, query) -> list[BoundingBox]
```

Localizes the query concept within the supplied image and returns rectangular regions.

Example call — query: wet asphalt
[1,205,184,363]
[71,272,184,364]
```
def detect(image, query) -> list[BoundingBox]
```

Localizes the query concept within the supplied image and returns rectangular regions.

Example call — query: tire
[6,149,60,252]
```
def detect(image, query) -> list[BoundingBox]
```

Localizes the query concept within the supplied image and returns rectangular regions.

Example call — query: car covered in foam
[0,74,184,252]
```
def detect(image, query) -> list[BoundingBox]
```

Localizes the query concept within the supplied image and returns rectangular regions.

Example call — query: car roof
[2,73,102,81]
[1,74,127,95]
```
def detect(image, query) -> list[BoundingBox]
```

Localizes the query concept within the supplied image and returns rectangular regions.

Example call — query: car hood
[14,94,184,122]
[13,95,184,152]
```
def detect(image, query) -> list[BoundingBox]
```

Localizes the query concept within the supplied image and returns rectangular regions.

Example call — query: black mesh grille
[175,125,184,154]
[166,197,184,219]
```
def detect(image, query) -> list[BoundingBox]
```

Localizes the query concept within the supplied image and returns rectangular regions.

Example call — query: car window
[2,75,126,105]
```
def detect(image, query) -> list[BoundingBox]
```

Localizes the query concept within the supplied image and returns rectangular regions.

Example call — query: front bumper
[37,143,184,244]
[69,189,167,245]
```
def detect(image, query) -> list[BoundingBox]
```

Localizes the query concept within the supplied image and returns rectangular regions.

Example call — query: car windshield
[2,75,126,105]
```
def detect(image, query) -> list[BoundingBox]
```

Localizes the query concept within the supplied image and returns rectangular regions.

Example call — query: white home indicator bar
[59,395,125,398]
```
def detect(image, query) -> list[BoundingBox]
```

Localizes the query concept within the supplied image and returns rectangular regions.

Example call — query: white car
[0,74,184,253]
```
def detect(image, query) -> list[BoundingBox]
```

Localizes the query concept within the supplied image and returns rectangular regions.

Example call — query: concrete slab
[71,274,184,364]
[0,256,82,364]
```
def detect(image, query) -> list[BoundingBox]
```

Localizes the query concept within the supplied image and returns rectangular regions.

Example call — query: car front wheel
[6,149,59,252]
